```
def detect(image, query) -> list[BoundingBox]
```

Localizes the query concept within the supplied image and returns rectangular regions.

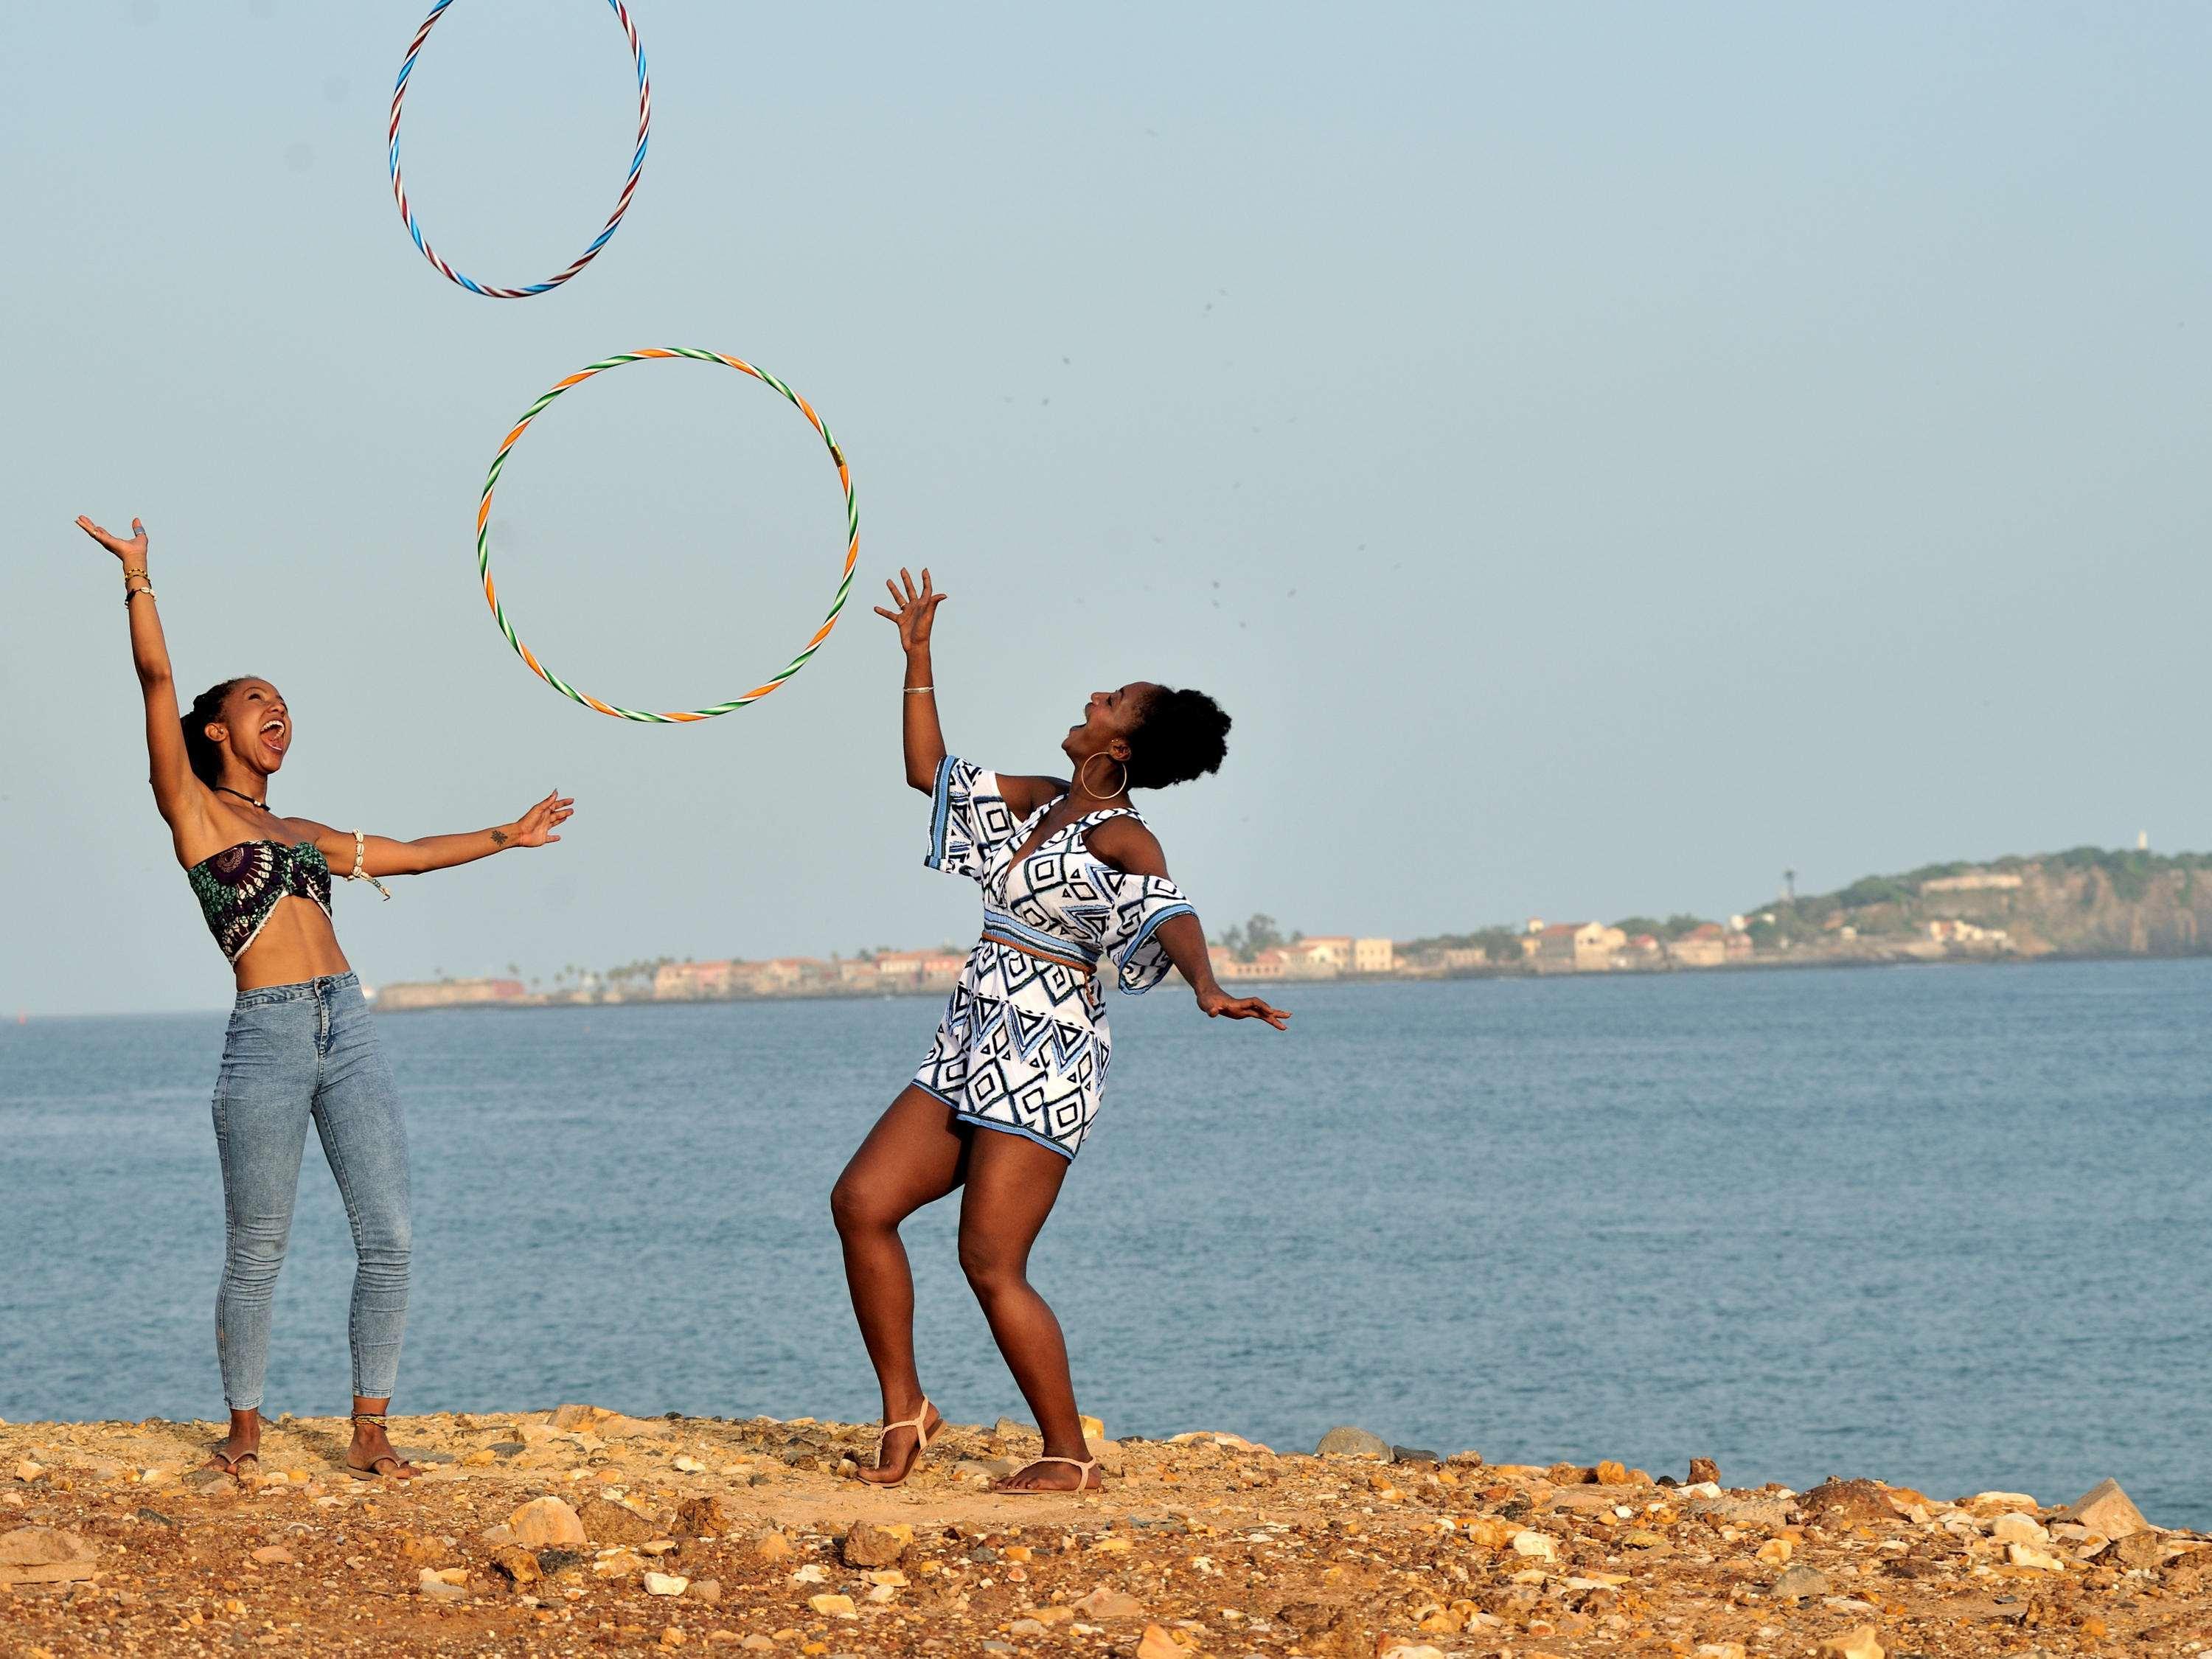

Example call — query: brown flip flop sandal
[343,1411,420,1481]
[206,1444,260,1481]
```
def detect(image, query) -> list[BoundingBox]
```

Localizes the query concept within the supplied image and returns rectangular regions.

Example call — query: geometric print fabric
[913,757,1200,1159]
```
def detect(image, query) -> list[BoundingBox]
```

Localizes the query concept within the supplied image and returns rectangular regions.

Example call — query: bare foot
[994,1456,1102,1493]
[344,1418,419,1481]
[856,1402,942,1486]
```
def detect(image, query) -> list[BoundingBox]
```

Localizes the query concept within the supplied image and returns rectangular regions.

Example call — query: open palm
[873,567,948,652]
[509,790,576,848]
[76,515,148,565]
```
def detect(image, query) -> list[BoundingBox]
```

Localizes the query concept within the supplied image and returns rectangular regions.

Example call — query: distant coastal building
[1666,924,1727,968]
[369,977,526,1011]
[1921,870,2025,894]
[864,950,966,990]
[1529,921,1624,973]
[1928,918,2011,950]
[1211,936,1396,981]
[655,960,740,1000]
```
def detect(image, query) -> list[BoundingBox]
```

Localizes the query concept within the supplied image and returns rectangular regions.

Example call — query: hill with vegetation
[1748,846,2212,958]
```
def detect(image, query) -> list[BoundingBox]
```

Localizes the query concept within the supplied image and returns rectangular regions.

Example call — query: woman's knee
[225,1214,293,1281]
[957,1236,1027,1298]
[831,1174,894,1238]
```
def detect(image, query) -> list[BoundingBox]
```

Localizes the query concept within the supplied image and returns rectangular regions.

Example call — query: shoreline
[9,949,2208,1023]
[3,1409,2205,1658]
[368,947,2212,1015]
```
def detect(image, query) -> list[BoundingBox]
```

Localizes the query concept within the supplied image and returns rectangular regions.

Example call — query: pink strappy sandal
[994,1455,1103,1493]
[859,1399,942,1486]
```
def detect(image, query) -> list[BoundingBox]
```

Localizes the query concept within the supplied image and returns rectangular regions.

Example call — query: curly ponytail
[181,679,246,787]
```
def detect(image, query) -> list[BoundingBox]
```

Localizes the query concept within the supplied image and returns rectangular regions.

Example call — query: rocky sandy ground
[2,1408,2207,1658]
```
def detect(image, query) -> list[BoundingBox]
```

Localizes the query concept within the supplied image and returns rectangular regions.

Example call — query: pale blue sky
[3,2,2206,1015]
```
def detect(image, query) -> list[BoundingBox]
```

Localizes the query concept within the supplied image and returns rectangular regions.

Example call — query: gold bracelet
[903,684,934,694]
[122,567,149,580]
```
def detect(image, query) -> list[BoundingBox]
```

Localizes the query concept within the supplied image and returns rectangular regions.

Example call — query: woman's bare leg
[830,1085,968,1481]
[956,1130,1096,1491]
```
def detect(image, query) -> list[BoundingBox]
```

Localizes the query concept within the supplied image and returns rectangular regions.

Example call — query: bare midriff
[233,897,352,992]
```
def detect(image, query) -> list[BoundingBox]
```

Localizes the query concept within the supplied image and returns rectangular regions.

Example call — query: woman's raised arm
[294,790,575,882]
[875,567,949,793]
[77,515,201,832]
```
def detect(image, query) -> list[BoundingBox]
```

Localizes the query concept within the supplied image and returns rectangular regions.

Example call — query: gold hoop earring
[1078,752,1129,798]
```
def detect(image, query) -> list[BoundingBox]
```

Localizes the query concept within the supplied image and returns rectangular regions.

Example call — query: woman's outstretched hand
[505,790,575,848]
[1197,985,1292,1030]
[77,515,148,564]
[873,567,947,653]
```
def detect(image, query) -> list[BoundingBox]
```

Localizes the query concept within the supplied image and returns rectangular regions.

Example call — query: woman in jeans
[77,513,574,1480]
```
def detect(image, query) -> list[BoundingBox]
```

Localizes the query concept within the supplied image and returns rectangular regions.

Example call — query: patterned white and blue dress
[914,757,1197,1159]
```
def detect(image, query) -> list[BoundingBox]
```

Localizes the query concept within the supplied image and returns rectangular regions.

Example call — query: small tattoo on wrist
[490,830,509,846]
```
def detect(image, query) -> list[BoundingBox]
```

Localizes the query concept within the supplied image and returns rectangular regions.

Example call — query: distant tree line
[1210,914,1304,963]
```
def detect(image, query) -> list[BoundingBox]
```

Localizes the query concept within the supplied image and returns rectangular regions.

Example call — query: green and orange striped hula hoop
[475,348,858,723]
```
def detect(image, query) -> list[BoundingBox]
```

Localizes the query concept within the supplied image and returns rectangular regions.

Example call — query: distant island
[368,844,2212,1011]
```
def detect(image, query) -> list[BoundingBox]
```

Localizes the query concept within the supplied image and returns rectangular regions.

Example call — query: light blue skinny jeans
[210,973,410,1411]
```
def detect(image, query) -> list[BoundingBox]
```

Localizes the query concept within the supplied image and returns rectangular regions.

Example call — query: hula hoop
[476,349,859,724]
[388,0,650,298]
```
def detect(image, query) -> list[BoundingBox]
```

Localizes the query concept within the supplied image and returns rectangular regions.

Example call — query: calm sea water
[3,960,2208,1527]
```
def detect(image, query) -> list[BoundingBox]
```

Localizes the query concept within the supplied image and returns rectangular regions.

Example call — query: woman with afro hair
[832,568,1289,1493]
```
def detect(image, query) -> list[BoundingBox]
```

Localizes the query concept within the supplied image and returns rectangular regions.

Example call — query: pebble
[248,1545,293,1565]
[0,1526,99,1585]
[1989,1512,2051,1546]
[675,1495,731,1536]
[753,1529,793,1561]
[507,1496,588,1548]
[1688,1457,1721,1484]
[1797,1478,1896,1526]
[1135,1625,1184,1659]
[807,1593,858,1619]
[1073,1587,1147,1618]
[1510,1531,1557,1559]
[644,1571,689,1596]
[1315,1426,1390,1458]
[416,1568,467,1602]
[1813,1624,1883,1659]
[841,1521,914,1568]
[1772,1563,1831,1601]
[2008,1540,2068,1572]
[2059,1477,2151,1540]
